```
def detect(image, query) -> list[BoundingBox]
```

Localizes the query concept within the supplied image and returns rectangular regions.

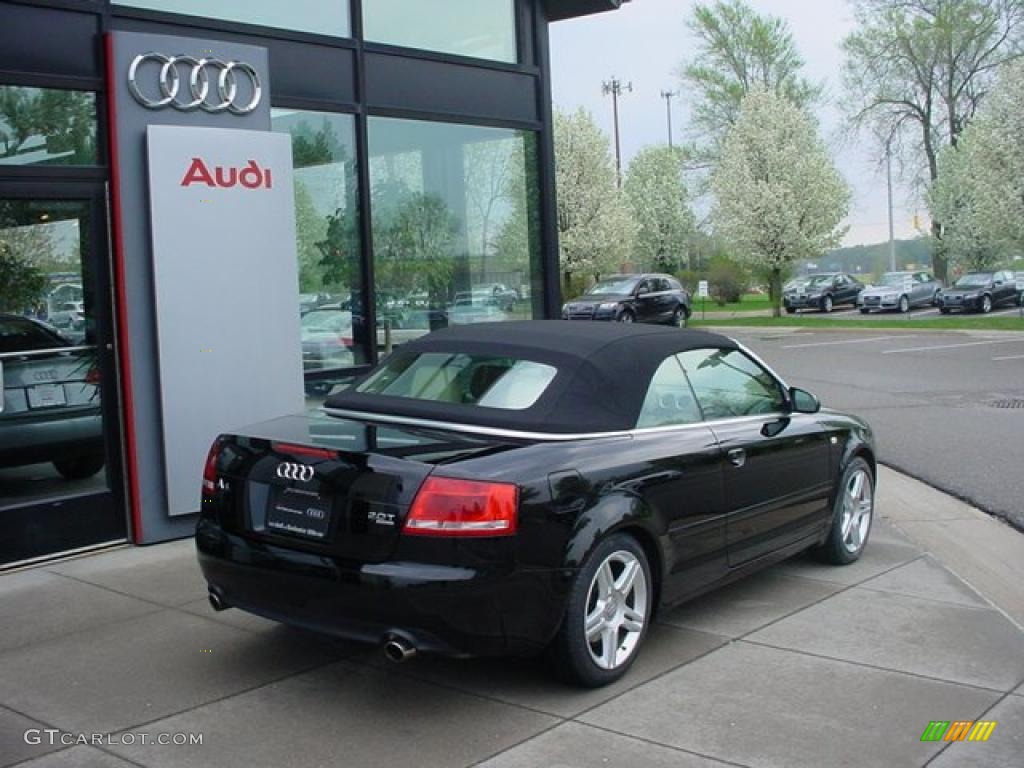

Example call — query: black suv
[784,272,864,313]
[562,274,692,326]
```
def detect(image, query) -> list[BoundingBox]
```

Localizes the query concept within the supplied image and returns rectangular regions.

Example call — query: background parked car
[784,273,864,313]
[475,283,520,311]
[1015,271,1024,305]
[562,273,691,326]
[857,271,942,313]
[300,308,355,370]
[0,314,104,479]
[937,270,1019,314]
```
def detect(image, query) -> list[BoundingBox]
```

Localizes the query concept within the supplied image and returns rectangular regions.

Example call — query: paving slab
[749,588,1024,691]
[365,623,726,719]
[176,597,285,634]
[774,537,922,586]
[658,569,842,638]
[0,704,63,768]
[476,721,731,768]
[0,570,159,655]
[104,661,558,768]
[579,642,1000,768]
[46,540,204,607]
[0,610,350,734]
[929,693,1024,768]
[12,747,137,768]
[858,554,990,609]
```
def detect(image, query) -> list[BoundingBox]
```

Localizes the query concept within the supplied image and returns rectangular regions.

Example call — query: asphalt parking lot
[786,304,1024,321]
[732,328,1024,529]
[1,467,1022,768]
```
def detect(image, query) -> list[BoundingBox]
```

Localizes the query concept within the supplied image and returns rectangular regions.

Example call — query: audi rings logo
[127,52,262,115]
[276,462,315,482]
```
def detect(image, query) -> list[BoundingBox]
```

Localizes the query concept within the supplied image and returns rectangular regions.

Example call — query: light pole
[602,76,632,187]
[886,134,896,273]
[660,89,677,148]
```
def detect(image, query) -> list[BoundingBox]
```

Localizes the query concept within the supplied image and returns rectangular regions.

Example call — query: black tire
[669,306,687,327]
[53,454,105,480]
[785,307,796,315]
[933,290,941,307]
[1018,292,1024,307]
[813,457,874,565]
[940,307,951,315]
[821,295,833,313]
[616,310,634,324]
[547,532,653,687]
[859,308,869,315]
[898,295,909,313]
[981,294,993,314]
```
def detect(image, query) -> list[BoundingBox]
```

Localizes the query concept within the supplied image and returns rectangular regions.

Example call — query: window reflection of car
[474,283,519,311]
[0,314,105,479]
[48,301,85,331]
[447,295,508,325]
[197,321,875,688]
[300,308,355,371]
[937,270,1020,314]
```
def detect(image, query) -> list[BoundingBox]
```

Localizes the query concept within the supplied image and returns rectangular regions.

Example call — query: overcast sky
[549,0,922,247]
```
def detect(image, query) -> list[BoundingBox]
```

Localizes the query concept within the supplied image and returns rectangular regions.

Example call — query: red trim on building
[104,33,144,543]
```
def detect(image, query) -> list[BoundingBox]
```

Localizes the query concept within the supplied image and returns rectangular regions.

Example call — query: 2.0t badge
[276,462,314,482]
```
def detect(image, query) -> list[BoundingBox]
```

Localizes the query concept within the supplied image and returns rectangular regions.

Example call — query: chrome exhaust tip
[208,589,229,612]
[382,635,417,663]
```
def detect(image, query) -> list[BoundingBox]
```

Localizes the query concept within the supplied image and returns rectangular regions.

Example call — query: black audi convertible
[196,321,875,687]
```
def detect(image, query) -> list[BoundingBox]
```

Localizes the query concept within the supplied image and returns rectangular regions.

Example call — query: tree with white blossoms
[623,145,695,273]
[929,61,1024,271]
[554,108,635,290]
[712,88,850,317]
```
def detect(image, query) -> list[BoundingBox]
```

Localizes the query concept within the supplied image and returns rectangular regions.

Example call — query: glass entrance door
[0,187,126,566]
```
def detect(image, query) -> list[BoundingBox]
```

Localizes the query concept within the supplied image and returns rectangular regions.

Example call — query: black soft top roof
[325,320,737,435]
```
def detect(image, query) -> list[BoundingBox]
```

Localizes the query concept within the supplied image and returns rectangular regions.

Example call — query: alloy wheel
[899,295,909,313]
[822,296,833,313]
[618,312,634,323]
[673,307,686,327]
[982,295,992,313]
[584,550,648,670]
[839,468,873,554]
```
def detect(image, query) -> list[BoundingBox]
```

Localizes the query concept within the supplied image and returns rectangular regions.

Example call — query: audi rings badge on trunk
[196,321,876,687]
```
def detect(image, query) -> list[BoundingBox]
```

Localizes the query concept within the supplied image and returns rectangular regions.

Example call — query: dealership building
[0,0,626,567]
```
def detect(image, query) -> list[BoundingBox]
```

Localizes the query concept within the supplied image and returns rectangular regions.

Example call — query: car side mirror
[789,387,820,414]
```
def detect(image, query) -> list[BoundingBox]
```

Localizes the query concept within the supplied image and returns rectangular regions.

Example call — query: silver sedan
[858,272,942,313]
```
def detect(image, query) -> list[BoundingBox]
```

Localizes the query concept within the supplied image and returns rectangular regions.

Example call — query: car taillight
[202,438,224,494]
[404,477,518,537]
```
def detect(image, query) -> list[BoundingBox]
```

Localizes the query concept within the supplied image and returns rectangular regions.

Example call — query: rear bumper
[196,518,571,657]
[0,410,102,467]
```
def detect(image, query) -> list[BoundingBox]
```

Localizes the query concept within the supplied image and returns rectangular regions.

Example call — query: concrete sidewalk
[1,468,1022,768]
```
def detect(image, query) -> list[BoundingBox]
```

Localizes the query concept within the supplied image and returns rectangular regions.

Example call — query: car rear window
[356,352,558,410]
[0,317,67,354]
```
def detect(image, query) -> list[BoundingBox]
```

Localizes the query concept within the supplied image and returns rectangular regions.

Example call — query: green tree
[553,108,635,291]
[712,88,850,317]
[929,60,1024,270]
[0,87,95,164]
[0,241,47,313]
[623,145,695,273]
[293,181,330,292]
[681,0,821,146]
[842,0,1024,280]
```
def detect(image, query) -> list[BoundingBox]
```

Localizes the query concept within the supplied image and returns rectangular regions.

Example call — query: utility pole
[602,77,632,187]
[660,90,676,148]
[886,135,896,272]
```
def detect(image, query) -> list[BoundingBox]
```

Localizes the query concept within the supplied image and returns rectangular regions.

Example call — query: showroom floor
[1,469,1022,768]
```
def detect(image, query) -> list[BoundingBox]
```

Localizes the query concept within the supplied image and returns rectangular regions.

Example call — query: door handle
[727,448,746,468]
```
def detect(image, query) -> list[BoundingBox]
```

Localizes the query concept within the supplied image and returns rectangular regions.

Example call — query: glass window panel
[363,0,516,62]
[367,117,542,350]
[0,87,97,166]
[678,349,786,420]
[1,200,110,507]
[114,0,350,37]
[271,109,365,411]
[636,356,702,429]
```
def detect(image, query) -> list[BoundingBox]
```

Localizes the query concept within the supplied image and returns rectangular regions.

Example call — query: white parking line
[882,338,1024,354]
[782,336,892,349]
[993,354,1024,361]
